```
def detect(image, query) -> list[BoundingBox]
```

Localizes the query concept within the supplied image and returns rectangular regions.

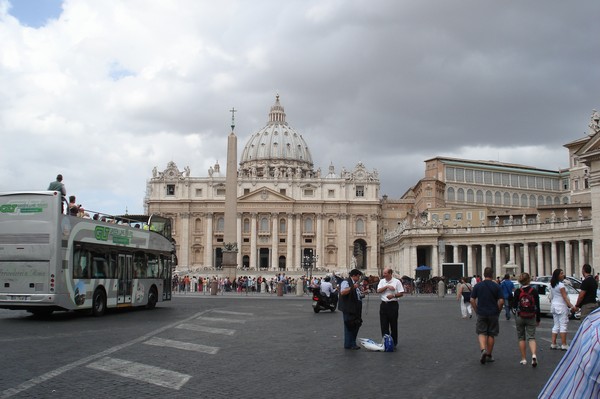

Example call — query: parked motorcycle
[311,286,338,313]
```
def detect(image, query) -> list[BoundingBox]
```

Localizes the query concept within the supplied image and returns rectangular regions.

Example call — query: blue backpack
[383,334,394,352]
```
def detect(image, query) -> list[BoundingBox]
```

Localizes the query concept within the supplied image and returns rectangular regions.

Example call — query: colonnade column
[410,246,418,274]
[369,214,379,273]
[271,213,278,271]
[205,212,213,268]
[250,213,257,269]
[537,242,544,277]
[565,241,572,277]
[509,244,515,264]
[523,243,530,274]
[466,245,473,277]
[453,245,459,263]
[551,241,558,272]
[179,213,190,268]
[481,245,487,273]
[286,214,294,270]
[495,244,501,278]
[578,240,585,271]
[432,245,439,276]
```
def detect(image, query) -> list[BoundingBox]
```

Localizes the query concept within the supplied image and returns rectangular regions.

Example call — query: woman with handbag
[457,277,473,319]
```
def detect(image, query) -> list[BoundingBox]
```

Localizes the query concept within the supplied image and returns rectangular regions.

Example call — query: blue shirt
[539,307,600,398]
[471,280,501,316]
[340,280,362,302]
[500,279,515,299]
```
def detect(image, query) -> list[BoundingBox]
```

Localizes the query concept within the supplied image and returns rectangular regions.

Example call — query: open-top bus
[0,191,175,316]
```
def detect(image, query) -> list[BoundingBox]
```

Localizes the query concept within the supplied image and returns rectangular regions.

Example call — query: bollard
[210,281,218,295]
[277,281,284,296]
[437,280,446,298]
[296,278,304,296]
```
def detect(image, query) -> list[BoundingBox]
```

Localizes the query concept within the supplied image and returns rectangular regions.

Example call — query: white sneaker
[550,344,558,350]
[560,345,569,351]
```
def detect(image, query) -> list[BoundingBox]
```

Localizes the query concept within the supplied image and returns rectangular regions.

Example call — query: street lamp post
[302,254,318,281]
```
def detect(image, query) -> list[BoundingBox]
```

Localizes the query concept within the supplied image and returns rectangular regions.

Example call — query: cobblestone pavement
[0,292,580,399]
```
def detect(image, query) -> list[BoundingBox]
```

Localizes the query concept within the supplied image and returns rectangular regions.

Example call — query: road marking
[144,337,219,354]
[0,310,211,399]
[87,357,191,390]
[211,309,254,316]
[196,316,246,324]
[176,323,236,336]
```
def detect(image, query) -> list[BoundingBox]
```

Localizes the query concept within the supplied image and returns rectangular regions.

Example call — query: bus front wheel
[146,287,158,310]
[92,289,106,317]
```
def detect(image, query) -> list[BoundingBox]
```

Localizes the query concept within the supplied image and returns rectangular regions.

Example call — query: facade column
[236,213,242,268]
[369,214,379,274]
[339,214,348,269]
[466,245,473,277]
[509,243,515,263]
[495,244,501,278]
[453,245,459,263]
[537,242,544,277]
[551,241,558,271]
[286,214,294,270]
[271,213,278,271]
[403,246,411,277]
[250,213,257,269]
[205,213,213,268]
[295,213,302,271]
[565,241,572,277]
[410,245,418,274]
[523,243,530,275]
[317,214,324,268]
[180,213,190,269]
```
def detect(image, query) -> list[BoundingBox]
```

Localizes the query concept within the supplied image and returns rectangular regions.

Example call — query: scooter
[311,286,338,313]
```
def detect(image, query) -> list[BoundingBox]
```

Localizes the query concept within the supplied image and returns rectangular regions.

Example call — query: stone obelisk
[221,108,239,280]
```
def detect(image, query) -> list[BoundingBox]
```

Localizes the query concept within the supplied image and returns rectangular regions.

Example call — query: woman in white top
[456,277,473,319]
[549,268,576,350]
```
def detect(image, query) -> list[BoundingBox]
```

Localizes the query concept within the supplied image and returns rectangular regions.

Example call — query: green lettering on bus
[0,204,18,213]
[94,226,110,241]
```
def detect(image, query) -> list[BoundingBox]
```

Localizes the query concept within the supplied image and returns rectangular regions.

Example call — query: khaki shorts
[515,316,536,341]
[476,315,499,337]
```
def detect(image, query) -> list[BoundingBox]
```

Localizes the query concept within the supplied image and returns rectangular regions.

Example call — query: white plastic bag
[359,338,384,351]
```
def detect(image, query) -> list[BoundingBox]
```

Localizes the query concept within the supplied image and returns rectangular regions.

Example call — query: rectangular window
[456,213,463,220]
[465,169,474,183]
[431,214,439,221]
[243,238,250,243]
[279,238,286,243]
[510,174,519,187]
[328,189,335,198]
[444,213,450,221]
[446,167,455,181]
[356,186,364,197]
[244,188,250,195]
[279,189,286,196]
[475,170,483,184]
[195,188,203,197]
[455,168,464,182]
[520,175,527,188]
[466,212,472,221]
[528,176,536,188]
[493,172,501,185]
[484,171,492,184]
[502,173,509,186]
[166,184,175,196]
[216,188,226,196]
[479,211,485,220]
[304,189,314,197]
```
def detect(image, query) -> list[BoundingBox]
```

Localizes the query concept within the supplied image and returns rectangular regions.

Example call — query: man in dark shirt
[575,264,599,319]
[470,266,504,364]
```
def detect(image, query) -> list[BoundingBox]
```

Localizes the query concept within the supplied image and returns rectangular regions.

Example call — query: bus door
[117,254,133,304]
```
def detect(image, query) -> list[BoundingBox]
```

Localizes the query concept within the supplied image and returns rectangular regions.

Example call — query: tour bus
[0,191,175,316]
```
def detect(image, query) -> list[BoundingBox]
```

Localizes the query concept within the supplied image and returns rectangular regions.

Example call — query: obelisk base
[221,250,238,281]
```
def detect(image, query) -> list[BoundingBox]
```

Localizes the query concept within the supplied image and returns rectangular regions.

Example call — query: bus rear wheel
[146,287,158,310]
[92,289,106,317]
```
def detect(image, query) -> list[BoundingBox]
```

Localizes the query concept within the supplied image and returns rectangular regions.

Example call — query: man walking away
[376,267,404,349]
[470,266,504,364]
[575,264,599,319]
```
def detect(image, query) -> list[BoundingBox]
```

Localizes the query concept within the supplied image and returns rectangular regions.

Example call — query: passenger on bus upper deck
[68,196,80,216]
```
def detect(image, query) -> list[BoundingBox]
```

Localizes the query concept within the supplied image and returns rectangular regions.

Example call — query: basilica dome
[240,95,314,178]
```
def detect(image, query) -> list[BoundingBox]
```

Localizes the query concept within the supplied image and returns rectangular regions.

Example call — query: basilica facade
[145,96,381,276]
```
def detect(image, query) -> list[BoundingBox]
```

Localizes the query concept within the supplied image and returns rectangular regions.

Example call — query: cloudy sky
[1,0,600,216]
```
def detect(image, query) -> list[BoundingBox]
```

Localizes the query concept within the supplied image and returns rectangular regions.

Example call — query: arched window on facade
[304,217,313,233]
[457,188,465,202]
[538,195,545,206]
[447,187,455,202]
[195,218,202,232]
[279,218,286,234]
[243,218,250,233]
[503,192,510,205]
[467,189,474,203]
[494,192,501,204]
[216,217,224,232]
[512,193,519,206]
[260,217,269,232]
[485,191,493,204]
[521,194,528,207]
[530,195,537,207]
[476,190,484,203]
[356,218,365,233]
[328,219,335,233]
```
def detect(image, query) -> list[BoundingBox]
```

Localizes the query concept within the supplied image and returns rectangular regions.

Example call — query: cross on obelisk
[230,107,237,131]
